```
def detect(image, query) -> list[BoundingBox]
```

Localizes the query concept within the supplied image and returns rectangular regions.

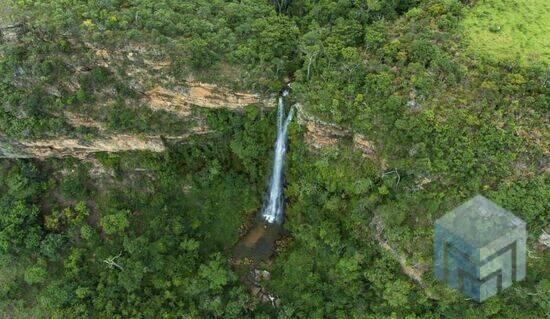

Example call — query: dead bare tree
[382,169,401,186]
[103,253,124,271]
[271,0,291,13]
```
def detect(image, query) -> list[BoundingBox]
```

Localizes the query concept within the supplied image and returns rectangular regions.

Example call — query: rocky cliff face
[1,31,270,159]
[146,83,270,117]
[0,111,212,160]
[88,42,274,113]
[1,97,378,161]
[0,38,275,160]
[0,132,209,159]
[2,24,376,162]
[295,104,382,166]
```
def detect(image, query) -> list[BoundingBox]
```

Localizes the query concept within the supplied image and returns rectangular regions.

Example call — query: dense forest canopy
[0,0,548,318]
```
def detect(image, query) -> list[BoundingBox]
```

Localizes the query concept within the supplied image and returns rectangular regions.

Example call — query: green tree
[24,261,48,285]
[100,210,130,235]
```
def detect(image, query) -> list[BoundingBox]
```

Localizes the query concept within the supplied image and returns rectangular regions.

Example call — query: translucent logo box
[434,195,526,302]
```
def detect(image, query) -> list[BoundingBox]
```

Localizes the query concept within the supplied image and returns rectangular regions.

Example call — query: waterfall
[261,89,294,224]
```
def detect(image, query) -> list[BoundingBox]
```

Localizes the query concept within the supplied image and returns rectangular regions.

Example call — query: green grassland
[461,0,550,66]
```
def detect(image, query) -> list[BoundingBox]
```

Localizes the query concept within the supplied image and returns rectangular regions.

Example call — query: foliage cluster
[0,107,280,317]
[0,0,547,318]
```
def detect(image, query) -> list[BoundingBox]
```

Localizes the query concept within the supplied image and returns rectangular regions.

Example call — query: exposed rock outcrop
[86,43,273,115]
[296,104,377,158]
[0,24,21,43]
[146,83,270,117]
[0,110,211,160]
[4,28,378,165]
[245,268,281,308]
[0,129,210,160]
[538,231,550,250]
[63,112,105,131]
[0,5,20,43]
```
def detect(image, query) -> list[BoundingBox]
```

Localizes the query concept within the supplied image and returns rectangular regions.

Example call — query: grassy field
[461,0,549,66]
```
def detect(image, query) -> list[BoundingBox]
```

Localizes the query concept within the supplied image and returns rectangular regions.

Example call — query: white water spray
[261,89,294,224]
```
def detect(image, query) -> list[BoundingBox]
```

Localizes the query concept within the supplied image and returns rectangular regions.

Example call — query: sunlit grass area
[461,0,549,66]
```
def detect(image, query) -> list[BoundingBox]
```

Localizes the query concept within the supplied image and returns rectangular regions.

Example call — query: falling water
[261,89,294,224]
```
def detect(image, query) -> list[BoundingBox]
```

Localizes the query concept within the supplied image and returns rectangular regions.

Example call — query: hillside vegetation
[0,0,548,318]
